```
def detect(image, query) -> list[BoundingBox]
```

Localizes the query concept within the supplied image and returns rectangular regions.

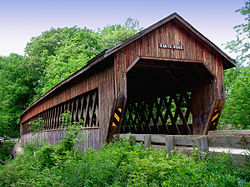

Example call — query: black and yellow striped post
[211,109,220,126]
[206,100,225,133]
[209,109,221,131]
[112,108,123,128]
[107,98,126,141]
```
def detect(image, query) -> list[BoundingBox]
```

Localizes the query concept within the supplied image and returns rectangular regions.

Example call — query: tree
[0,54,34,137]
[24,27,82,100]
[98,17,142,50]
[219,1,250,129]
[39,28,101,95]
[224,1,249,66]
[219,67,250,129]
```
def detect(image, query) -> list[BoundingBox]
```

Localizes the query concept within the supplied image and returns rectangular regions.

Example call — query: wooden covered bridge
[19,13,236,149]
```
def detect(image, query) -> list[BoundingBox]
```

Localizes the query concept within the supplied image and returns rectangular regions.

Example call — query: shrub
[0,141,15,164]
[0,138,249,186]
[28,117,45,134]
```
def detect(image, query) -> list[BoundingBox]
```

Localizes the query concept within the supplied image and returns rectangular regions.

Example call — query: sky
[0,0,247,58]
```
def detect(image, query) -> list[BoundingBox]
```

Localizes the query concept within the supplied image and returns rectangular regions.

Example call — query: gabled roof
[106,12,236,67]
[19,12,236,118]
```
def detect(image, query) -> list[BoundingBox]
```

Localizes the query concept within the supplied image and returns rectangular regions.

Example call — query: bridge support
[192,83,225,135]
[107,98,127,141]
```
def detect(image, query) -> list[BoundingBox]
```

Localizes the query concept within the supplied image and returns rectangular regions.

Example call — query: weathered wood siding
[114,20,224,99]
[21,63,115,145]
[21,129,100,151]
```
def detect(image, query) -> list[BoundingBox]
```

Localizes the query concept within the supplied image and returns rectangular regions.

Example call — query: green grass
[0,138,249,186]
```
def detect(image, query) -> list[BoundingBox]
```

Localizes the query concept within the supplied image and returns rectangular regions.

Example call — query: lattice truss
[22,89,99,135]
[121,92,192,135]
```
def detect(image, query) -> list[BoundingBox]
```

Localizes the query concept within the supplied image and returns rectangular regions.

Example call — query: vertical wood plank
[198,136,208,158]
[144,135,151,149]
[165,136,174,155]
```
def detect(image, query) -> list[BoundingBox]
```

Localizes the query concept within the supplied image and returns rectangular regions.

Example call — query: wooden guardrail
[118,134,250,156]
[208,130,250,135]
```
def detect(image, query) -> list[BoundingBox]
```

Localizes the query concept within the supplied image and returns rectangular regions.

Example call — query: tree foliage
[98,17,141,50]
[25,27,83,99]
[219,67,250,129]
[224,1,249,65]
[219,1,250,129]
[37,27,101,96]
[0,54,35,137]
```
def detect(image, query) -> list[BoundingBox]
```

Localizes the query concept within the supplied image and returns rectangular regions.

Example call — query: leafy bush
[28,117,45,134]
[59,110,84,153]
[0,141,15,164]
[0,137,249,186]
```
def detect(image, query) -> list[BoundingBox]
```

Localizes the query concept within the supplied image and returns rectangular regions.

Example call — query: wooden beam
[139,56,203,64]
[119,134,250,150]
[144,135,152,149]
[208,130,250,135]
[198,136,209,154]
[192,83,215,135]
[165,136,174,155]
[107,98,127,141]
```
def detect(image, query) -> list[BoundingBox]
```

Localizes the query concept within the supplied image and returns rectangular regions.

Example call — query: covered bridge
[19,13,236,149]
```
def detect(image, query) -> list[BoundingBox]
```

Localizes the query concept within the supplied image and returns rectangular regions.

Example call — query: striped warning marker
[211,109,220,126]
[112,108,122,127]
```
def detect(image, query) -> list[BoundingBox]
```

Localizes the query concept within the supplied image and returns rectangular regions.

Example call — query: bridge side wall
[21,129,100,151]
[20,62,115,146]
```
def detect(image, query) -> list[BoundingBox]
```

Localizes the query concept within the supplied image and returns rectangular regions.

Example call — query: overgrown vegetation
[0,141,15,164]
[0,137,249,186]
[1,111,249,186]
[219,66,250,129]
[28,117,45,134]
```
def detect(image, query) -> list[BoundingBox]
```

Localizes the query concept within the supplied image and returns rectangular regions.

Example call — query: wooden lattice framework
[21,89,98,135]
[121,92,192,135]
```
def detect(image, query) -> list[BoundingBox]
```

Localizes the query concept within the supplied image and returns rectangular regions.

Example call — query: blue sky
[0,0,246,57]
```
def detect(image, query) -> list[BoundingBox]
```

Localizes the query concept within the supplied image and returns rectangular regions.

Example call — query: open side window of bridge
[21,88,99,134]
[19,13,236,150]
